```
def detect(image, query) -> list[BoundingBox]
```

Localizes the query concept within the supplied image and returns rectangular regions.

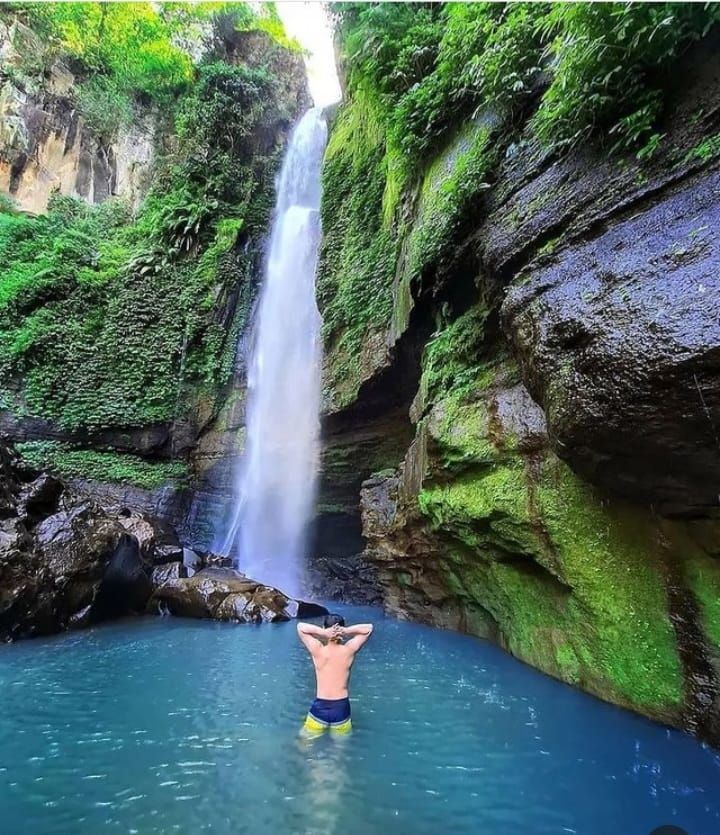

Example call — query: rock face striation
[0,20,154,213]
[316,36,720,744]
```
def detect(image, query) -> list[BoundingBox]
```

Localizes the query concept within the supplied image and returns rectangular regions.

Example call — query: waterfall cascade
[219,108,328,597]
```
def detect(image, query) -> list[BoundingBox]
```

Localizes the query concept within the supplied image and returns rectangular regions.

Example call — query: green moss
[0,50,294,432]
[15,441,187,490]
[420,463,552,573]
[555,643,582,684]
[684,551,720,651]
[426,398,499,470]
[419,314,522,472]
[536,459,683,710]
[317,88,400,406]
[404,124,497,281]
[422,304,490,402]
[419,454,684,713]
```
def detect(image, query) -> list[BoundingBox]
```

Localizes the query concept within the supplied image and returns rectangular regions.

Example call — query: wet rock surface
[0,440,328,638]
[0,443,151,640]
[502,167,720,515]
[305,552,383,606]
[148,566,327,624]
[308,37,720,748]
[358,372,720,745]
[151,561,187,588]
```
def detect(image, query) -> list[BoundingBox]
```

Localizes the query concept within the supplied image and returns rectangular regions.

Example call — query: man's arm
[297,622,327,654]
[343,623,373,653]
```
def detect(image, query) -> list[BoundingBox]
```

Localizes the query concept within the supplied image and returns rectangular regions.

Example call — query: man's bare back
[297,614,373,734]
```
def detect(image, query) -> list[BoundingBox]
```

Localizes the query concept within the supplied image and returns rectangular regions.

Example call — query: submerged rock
[148,566,327,624]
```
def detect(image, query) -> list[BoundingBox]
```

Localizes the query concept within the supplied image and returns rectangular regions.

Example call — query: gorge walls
[2,1,719,747]
[316,4,720,743]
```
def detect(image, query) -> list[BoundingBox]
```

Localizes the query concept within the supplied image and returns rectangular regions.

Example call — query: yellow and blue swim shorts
[303,697,352,735]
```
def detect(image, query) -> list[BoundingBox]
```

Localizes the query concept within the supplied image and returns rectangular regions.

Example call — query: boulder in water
[117,512,183,566]
[147,566,327,623]
[2,497,149,640]
[0,440,176,640]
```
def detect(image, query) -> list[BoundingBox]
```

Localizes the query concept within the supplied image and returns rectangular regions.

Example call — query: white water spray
[220,109,327,597]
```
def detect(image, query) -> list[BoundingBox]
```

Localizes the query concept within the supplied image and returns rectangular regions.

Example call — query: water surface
[1,607,718,834]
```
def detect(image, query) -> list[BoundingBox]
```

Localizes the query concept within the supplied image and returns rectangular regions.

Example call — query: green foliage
[404,124,497,280]
[15,440,187,489]
[333,2,720,165]
[316,88,399,404]
[6,3,193,101]
[532,3,720,152]
[683,132,720,164]
[0,192,259,430]
[320,2,720,402]
[0,7,298,432]
[422,304,490,404]
[74,76,134,141]
[3,2,295,139]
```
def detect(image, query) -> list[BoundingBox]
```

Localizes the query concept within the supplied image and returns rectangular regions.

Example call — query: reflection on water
[1,607,719,835]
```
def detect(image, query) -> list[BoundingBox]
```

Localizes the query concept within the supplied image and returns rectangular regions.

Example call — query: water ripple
[0,610,718,834]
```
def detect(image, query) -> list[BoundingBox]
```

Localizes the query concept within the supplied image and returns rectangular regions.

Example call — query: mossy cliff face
[361,333,719,737]
[319,7,720,742]
[0,5,308,544]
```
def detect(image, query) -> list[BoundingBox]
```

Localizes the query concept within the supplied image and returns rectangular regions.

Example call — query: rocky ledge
[148,566,327,623]
[0,440,325,640]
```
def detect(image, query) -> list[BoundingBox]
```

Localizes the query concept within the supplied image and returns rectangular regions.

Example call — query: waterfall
[219,108,327,597]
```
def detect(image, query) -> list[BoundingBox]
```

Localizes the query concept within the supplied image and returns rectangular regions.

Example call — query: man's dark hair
[324,613,345,628]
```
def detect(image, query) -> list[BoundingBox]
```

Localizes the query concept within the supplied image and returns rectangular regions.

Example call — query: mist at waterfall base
[217,109,327,598]
[3,609,719,835]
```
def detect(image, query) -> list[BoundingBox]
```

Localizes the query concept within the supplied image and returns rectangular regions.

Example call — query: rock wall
[0,13,309,550]
[0,439,169,640]
[0,20,154,213]
[318,37,720,744]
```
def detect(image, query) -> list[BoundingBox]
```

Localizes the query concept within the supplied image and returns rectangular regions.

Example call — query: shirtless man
[297,613,373,736]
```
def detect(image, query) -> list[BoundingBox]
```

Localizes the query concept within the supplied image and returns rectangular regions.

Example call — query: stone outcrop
[0,441,157,639]
[148,566,327,623]
[0,439,328,638]
[0,20,155,213]
[360,367,720,742]
[305,552,382,606]
[502,166,720,515]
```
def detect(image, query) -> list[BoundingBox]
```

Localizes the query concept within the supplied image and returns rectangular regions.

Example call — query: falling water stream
[220,109,327,597]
